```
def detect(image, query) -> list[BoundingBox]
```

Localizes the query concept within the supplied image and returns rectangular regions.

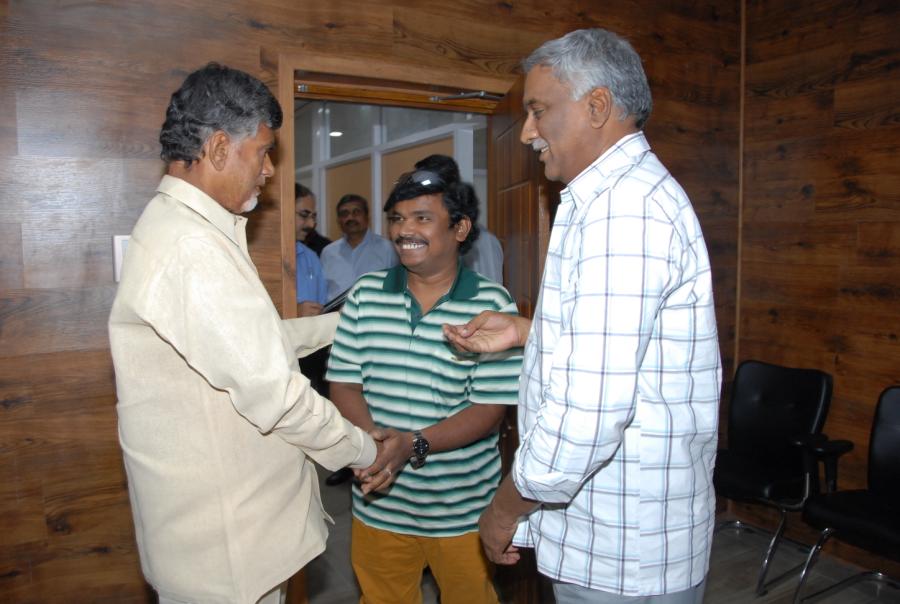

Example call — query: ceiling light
[329,131,343,137]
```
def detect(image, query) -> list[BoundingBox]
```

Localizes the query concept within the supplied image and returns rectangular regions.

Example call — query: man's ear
[588,87,613,129]
[455,217,472,243]
[205,131,231,171]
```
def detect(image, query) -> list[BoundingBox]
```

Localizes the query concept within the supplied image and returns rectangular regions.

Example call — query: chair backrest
[728,360,833,472]
[868,386,900,498]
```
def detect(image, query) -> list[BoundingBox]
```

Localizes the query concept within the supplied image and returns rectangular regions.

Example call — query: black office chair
[792,386,900,603]
[714,360,834,595]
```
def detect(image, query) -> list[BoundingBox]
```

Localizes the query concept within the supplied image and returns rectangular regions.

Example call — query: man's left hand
[478,503,521,565]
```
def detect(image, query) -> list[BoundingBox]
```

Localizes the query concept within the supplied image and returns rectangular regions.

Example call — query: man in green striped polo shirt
[326,169,523,604]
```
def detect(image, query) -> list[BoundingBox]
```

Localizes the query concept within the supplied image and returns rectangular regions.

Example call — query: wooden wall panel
[0,0,740,600]
[734,0,900,566]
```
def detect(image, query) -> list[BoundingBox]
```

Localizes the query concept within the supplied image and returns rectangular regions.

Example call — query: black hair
[159,62,282,164]
[295,183,313,199]
[414,154,461,185]
[384,172,480,254]
[336,194,369,215]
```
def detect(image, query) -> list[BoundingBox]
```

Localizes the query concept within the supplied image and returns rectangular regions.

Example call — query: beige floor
[305,466,900,604]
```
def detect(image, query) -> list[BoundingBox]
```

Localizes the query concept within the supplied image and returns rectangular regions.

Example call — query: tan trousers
[351,517,499,604]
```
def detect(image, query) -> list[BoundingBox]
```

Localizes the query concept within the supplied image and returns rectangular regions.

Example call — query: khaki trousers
[351,517,498,604]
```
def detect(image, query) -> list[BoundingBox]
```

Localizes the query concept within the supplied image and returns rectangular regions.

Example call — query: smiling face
[218,123,276,214]
[387,193,470,278]
[520,65,599,185]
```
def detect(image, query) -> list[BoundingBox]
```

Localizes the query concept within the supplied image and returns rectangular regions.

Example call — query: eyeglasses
[395,169,445,188]
[296,210,317,220]
[337,207,367,219]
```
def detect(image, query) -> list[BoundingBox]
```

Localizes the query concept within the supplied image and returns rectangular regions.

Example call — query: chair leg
[755,509,787,596]
[792,527,834,604]
[715,519,749,535]
[798,569,900,603]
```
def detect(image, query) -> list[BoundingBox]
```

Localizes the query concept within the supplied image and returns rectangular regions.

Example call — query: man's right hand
[442,311,531,353]
[297,301,323,317]
[354,428,410,495]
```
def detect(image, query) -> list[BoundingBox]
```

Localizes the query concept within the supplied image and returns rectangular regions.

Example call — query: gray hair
[159,63,282,164]
[523,29,652,129]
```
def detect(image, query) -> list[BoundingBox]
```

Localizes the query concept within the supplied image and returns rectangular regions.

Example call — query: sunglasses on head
[395,170,445,188]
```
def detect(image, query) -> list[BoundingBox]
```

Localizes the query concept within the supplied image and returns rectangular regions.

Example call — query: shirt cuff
[348,428,376,469]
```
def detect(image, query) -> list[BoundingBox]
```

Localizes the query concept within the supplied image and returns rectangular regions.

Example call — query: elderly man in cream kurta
[109,64,376,604]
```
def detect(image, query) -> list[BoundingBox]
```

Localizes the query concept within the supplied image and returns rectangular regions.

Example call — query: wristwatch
[410,430,430,469]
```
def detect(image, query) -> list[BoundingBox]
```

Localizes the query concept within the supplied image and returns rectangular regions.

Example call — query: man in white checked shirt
[444,28,721,603]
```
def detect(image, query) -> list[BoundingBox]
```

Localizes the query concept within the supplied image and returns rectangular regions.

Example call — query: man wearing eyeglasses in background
[326,169,523,604]
[295,183,328,317]
[320,193,398,302]
[296,183,332,256]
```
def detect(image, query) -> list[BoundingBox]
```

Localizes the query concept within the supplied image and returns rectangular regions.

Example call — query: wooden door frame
[264,48,515,317]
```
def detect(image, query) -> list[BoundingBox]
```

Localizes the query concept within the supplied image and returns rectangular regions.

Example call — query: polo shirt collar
[157,175,246,247]
[382,260,478,301]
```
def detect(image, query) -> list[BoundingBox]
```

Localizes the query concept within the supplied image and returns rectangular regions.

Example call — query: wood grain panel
[0,453,47,547]
[391,8,548,81]
[834,76,900,129]
[12,89,165,159]
[744,0,861,63]
[390,0,587,34]
[741,221,855,266]
[498,183,538,317]
[0,287,116,358]
[856,221,900,266]
[0,222,24,289]
[732,0,900,568]
[743,90,834,141]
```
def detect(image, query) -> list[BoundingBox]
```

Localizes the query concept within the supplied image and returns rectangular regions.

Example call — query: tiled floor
[305,466,900,603]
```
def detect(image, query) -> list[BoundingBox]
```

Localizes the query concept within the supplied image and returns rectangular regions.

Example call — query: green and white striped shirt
[327,263,522,537]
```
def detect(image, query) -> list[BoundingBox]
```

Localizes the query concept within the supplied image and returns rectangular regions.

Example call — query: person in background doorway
[295,183,332,399]
[109,63,378,604]
[320,194,397,301]
[444,28,721,604]
[296,183,332,256]
[414,154,504,284]
[295,183,327,317]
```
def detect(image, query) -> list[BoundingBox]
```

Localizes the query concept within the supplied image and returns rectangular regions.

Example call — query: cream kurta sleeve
[133,234,374,470]
[282,312,340,358]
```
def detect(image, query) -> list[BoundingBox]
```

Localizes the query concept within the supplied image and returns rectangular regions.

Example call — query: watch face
[413,437,430,457]
[411,432,430,469]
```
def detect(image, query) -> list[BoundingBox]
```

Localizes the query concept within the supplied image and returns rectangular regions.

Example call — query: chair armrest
[790,434,854,494]
[808,436,854,458]
[811,436,854,493]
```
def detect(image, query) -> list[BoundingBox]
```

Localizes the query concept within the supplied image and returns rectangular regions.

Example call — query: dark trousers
[299,345,330,397]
